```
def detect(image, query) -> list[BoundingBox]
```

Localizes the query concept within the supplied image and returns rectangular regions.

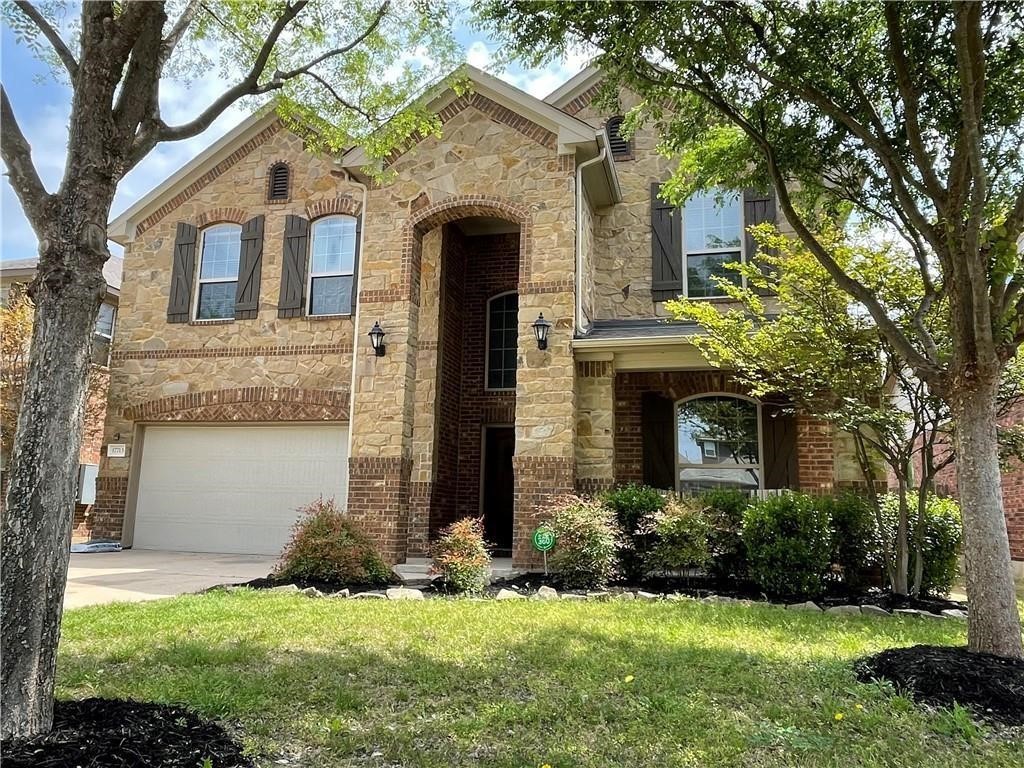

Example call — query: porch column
[795,413,835,493]
[575,357,616,494]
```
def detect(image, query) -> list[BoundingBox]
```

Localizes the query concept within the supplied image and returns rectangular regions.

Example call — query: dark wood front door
[482,426,515,555]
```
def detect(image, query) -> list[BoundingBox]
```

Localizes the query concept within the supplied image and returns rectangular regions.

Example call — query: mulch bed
[236,574,400,595]
[856,645,1024,726]
[1,698,253,768]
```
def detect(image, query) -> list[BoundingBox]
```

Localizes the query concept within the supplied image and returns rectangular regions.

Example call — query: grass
[58,592,1022,767]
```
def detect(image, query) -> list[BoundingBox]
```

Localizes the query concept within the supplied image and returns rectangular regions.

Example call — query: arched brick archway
[122,386,349,422]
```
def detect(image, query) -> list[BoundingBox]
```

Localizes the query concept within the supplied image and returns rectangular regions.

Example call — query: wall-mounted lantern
[368,321,386,357]
[532,313,552,351]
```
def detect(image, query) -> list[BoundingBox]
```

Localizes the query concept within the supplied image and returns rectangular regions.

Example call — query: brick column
[575,359,616,495]
[347,456,412,564]
[796,414,835,493]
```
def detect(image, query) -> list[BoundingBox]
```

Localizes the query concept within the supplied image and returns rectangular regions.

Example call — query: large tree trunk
[951,374,1024,658]
[0,241,105,739]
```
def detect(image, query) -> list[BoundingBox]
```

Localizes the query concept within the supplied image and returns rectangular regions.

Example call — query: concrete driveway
[65,549,276,609]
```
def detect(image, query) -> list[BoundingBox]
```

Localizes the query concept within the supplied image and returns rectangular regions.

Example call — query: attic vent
[606,115,631,159]
[267,162,290,201]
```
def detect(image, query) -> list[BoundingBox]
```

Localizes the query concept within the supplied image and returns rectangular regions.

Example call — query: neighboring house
[0,255,122,531]
[97,65,866,566]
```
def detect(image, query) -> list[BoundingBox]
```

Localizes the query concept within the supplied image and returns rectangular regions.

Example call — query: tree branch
[161,0,201,65]
[272,1,389,81]
[12,0,78,78]
[0,85,52,230]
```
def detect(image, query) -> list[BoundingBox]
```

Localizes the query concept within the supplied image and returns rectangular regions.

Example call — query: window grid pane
[197,282,237,320]
[94,303,115,338]
[311,217,357,276]
[687,253,742,298]
[677,395,760,494]
[199,226,241,280]
[310,275,353,316]
[486,293,518,390]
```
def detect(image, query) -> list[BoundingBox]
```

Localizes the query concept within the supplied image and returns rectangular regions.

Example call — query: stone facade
[98,71,853,567]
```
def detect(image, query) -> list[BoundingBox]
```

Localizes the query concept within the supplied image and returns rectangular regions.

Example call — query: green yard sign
[532,527,556,553]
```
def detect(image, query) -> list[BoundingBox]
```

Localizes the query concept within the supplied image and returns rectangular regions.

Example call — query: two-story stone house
[97,66,854,567]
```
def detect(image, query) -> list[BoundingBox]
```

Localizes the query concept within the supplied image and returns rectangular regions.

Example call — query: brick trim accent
[90,476,129,541]
[520,279,573,295]
[112,341,353,362]
[137,121,283,234]
[122,386,350,422]
[307,195,360,219]
[195,207,249,227]
[562,83,602,115]
[347,456,412,564]
[266,160,292,204]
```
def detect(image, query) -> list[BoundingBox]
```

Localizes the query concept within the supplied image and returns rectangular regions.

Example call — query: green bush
[818,492,876,591]
[699,488,751,580]
[742,493,833,598]
[545,495,623,589]
[880,493,962,596]
[645,494,710,574]
[431,517,491,594]
[602,484,665,581]
[276,498,393,586]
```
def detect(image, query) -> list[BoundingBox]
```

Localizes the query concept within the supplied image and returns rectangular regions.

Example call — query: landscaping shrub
[545,495,622,589]
[699,488,751,580]
[742,493,833,598]
[879,492,963,596]
[601,484,665,581]
[275,497,393,586]
[431,517,491,594]
[645,494,710,574]
[818,492,876,591]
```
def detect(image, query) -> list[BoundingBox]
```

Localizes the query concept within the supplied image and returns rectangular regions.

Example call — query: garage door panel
[133,425,348,555]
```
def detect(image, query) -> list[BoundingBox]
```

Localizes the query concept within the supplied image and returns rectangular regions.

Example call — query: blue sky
[0,15,587,263]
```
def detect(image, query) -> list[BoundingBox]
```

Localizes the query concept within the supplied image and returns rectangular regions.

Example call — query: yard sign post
[532,526,556,575]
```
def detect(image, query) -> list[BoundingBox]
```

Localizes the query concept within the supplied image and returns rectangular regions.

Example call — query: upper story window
[308,215,357,316]
[194,224,241,320]
[606,115,632,159]
[267,162,290,201]
[682,190,744,298]
[677,394,761,494]
[486,291,518,390]
[91,302,116,365]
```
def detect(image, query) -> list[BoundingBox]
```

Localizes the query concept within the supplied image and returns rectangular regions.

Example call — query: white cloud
[465,40,491,70]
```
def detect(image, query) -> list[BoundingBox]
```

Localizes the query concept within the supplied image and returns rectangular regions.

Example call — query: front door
[482,426,515,556]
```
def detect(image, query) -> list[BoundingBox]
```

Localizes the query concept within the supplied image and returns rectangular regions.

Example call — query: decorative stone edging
[256,583,968,619]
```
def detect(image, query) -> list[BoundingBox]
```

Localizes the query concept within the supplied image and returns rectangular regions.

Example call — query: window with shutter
[606,115,632,159]
[682,189,744,298]
[676,395,762,493]
[267,162,290,201]
[194,224,242,320]
[307,215,357,316]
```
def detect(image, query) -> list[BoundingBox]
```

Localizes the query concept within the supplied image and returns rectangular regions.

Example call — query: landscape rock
[300,586,323,598]
[351,591,385,599]
[561,593,587,601]
[496,589,525,600]
[586,591,611,601]
[894,608,929,618]
[786,601,822,612]
[616,591,635,601]
[940,608,968,620]
[328,589,350,599]
[269,584,300,593]
[535,585,559,600]
[825,605,861,616]
[635,591,660,601]
[386,587,425,600]
[860,605,891,617]
[701,595,734,604]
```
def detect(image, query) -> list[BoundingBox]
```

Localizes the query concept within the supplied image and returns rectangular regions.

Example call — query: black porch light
[532,313,552,351]
[368,321,386,357]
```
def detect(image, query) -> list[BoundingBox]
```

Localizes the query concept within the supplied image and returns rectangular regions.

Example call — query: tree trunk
[0,243,105,739]
[951,374,1024,658]
[893,472,910,596]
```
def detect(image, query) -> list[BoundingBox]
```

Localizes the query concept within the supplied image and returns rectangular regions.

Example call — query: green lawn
[58,592,1021,767]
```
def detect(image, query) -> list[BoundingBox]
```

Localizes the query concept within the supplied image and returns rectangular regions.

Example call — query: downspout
[574,131,608,335]
[342,167,369,507]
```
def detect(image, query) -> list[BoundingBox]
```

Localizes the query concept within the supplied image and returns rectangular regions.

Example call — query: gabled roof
[544,66,602,110]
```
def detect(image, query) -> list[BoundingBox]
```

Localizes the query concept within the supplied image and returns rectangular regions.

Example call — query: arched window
[606,115,631,159]
[194,223,242,320]
[308,215,357,316]
[486,291,518,390]
[676,394,761,493]
[267,162,290,201]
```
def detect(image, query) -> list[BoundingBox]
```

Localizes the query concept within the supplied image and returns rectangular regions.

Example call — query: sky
[0,10,588,263]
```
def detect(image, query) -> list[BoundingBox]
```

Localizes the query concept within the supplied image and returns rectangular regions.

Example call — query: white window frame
[681,189,746,299]
[307,214,357,317]
[485,290,518,392]
[192,223,242,321]
[675,392,763,493]
[91,301,116,366]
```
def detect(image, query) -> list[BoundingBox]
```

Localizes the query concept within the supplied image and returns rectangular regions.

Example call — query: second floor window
[308,215,357,316]
[195,224,241,320]
[486,292,518,390]
[682,190,744,298]
[91,302,116,365]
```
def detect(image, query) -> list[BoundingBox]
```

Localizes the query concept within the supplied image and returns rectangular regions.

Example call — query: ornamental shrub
[818,492,876,591]
[879,493,963,597]
[431,517,491,595]
[275,497,393,586]
[699,488,752,580]
[545,495,623,589]
[602,484,666,581]
[742,493,833,598]
[645,494,710,574]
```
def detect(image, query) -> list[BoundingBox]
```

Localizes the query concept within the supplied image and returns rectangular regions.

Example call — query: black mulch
[856,645,1024,726]
[236,574,400,595]
[1,698,253,768]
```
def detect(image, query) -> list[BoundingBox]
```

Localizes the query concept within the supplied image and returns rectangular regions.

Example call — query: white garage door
[132,424,348,555]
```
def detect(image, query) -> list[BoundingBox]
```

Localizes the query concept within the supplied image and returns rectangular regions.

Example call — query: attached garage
[129,424,348,555]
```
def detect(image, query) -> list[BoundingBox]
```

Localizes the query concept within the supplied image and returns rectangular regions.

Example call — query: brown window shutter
[167,222,197,323]
[234,215,264,320]
[650,183,683,301]
[743,188,778,296]
[642,391,676,489]
[761,401,797,489]
[278,214,309,318]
